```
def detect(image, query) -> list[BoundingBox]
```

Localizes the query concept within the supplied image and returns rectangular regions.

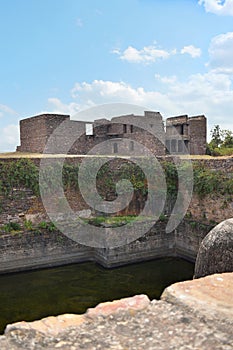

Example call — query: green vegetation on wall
[0,159,39,196]
[193,163,233,198]
[0,158,232,200]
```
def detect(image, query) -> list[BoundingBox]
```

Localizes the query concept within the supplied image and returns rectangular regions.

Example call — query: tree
[207,125,233,156]
[221,129,233,148]
[209,125,222,149]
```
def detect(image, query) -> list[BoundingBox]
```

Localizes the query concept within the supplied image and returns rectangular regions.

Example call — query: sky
[1,0,233,152]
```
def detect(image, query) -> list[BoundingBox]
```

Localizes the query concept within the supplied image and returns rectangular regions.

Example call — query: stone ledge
[161,272,233,323]
[5,295,150,336]
[1,273,233,350]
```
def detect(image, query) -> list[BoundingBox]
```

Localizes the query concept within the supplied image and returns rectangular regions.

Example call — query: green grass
[1,222,21,233]
[84,215,159,227]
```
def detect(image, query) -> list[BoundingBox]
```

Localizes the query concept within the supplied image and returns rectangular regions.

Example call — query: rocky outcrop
[0,273,232,349]
[194,218,233,278]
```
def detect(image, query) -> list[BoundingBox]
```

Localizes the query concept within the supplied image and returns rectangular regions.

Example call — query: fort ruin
[16,111,207,155]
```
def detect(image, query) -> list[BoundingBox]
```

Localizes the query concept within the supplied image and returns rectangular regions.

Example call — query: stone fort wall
[16,111,207,156]
[0,219,212,274]
[0,155,232,272]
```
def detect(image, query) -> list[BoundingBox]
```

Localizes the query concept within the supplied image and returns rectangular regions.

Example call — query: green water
[0,258,194,334]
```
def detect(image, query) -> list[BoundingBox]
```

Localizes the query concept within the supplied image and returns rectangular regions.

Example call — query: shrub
[38,221,56,232]
[0,159,39,195]
[24,220,33,231]
[3,222,21,233]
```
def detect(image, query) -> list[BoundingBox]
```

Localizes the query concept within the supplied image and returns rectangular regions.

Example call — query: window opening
[85,123,93,135]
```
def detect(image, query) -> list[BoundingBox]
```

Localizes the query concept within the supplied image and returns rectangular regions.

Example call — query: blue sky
[1,0,233,151]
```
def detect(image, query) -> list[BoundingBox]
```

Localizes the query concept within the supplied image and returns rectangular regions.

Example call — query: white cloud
[113,43,202,63]
[95,9,103,16]
[181,45,202,58]
[0,104,19,151]
[46,75,233,134]
[199,0,233,16]
[0,124,20,152]
[0,104,17,118]
[46,32,233,136]
[208,32,233,73]
[47,98,82,115]
[155,74,177,84]
[76,18,83,27]
[70,80,178,114]
[155,71,233,131]
[113,45,175,64]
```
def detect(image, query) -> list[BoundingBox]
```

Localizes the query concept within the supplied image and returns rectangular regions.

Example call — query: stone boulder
[194,218,233,278]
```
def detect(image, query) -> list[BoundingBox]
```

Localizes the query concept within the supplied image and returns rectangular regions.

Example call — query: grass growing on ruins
[83,215,157,227]
[0,220,57,236]
[0,216,159,235]
[2,222,21,233]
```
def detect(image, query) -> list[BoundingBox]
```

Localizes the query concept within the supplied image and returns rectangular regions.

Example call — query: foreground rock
[194,218,233,278]
[0,273,232,349]
[162,272,233,323]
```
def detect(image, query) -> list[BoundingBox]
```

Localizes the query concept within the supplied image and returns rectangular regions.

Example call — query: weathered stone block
[194,218,233,278]
[86,294,150,319]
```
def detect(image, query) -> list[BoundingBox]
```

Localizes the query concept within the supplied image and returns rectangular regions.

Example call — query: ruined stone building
[165,115,207,155]
[16,111,207,155]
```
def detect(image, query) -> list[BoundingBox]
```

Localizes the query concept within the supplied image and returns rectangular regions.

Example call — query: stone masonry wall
[0,156,232,272]
[17,113,165,156]
[17,111,206,156]
[189,116,207,155]
[17,114,70,153]
[0,219,212,274]
[48,112,165,156]
[0,156,232,226]
[17,112,166,156]
[166,115,206,155]
[0,230,93,274]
